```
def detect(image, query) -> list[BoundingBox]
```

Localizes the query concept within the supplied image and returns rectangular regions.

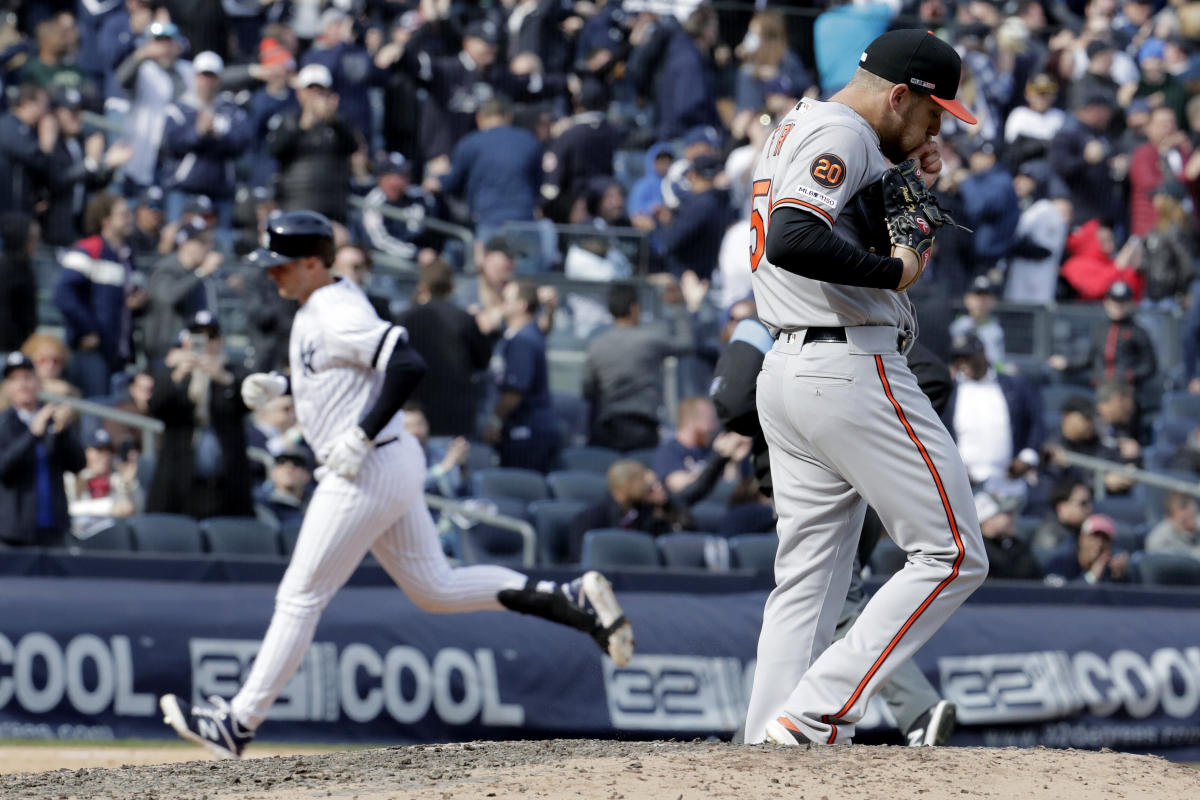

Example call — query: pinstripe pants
[231,434,526,730]
[744,329,987,744]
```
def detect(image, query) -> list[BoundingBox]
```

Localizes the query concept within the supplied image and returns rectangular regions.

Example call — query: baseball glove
[882,159,963,292]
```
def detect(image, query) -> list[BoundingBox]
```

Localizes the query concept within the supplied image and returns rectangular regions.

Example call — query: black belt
[775,327,847,344]
[376,436,399,449]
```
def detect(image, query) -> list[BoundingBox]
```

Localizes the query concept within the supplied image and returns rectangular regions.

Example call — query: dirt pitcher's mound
[1,739,1197,800]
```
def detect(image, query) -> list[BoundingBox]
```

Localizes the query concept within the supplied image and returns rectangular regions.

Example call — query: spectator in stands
[567,459,696,562]
[1044,395,1137,496]
[65,427,142,540]
[1048,93,1122,227]
[0,352,85,548]
[1033,475,1092,552]
[403,403,470,498]
[96,0,154,104]
[960,140,1020,279]
[1095,378,1144,454]
[254,443,313,529]
[268,63,358,223]
[300,8,385,140]
[730,11,813,142]
[429,96,543,243]
[1168,422,1200,476]
[949,276,1005,366]
[43,87,133,248]
[145,311,254,519]
[20,333,79,401]
[161,51,251,234]
[358,152,439,266]
[143,219,222,364]
[1146,492,1200,560]
[541,77,619,222]
[626,6,722,140]
[654,395,752,501]
[102,370,154,454]
[399,259,494,439]
[1129,106,1193,238]
[53,192,145,398]
[246,36,299,190]
[1004,73,1067,167]
[945,333,1042,499]
[331,244,392,320]
[484,279,558,473]
[128,187,166,258]
[583,281,694,452]
[454,235,515,322]
[1058,222,1144,302]
[1003,163,1073,304]
[658,125,721,213]
[1066,40,1121,112]
[115,21,193,190]
[1044,512,1129,585]
[1131,39,1188,130]
[1056,281,1159,399]
[0,214,39,354]
[719,476,776,537]
[246,393,301,459]
[642,154,733,281]
[627,143,674,218]
[974,492,1043,581]
[0,84,57,216]
[1139,184,1195,307]
[20,14,87,96]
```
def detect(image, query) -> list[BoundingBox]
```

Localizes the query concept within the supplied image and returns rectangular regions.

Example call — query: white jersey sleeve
[318,291,407,372]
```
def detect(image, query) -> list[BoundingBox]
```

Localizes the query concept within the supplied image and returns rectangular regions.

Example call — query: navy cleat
[160,694,253,759]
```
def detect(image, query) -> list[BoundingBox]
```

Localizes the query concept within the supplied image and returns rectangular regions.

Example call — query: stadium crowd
[0,0,1199,585]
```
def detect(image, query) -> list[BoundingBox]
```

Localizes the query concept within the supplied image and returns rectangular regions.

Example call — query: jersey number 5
[749,179,771,272]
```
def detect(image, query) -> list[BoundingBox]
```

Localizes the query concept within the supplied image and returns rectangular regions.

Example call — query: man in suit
[0,352,85,547]
[397,258,495,439]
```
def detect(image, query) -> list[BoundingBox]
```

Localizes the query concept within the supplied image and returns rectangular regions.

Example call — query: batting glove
[322,427,372,480]
[241,372,288,410]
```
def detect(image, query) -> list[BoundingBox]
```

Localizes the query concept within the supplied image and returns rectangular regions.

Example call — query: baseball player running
[160,211,633,759]
[745,29,988,745]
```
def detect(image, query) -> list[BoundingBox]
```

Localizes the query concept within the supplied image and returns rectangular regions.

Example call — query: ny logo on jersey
[300,339,318,376]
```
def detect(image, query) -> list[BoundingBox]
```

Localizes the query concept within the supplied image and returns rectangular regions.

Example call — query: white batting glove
[321,427,372,480]
[241,372,288,410]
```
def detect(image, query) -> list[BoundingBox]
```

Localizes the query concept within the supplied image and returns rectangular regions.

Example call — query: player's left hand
[904,140,942,189]
[322,427,372,480]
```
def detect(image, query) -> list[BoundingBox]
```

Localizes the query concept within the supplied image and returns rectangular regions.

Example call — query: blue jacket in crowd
[246,85,299,188]
[442,124,543,227]
[654,26,721,140]
[942,371,1045,463]
[650,186,734,280]
[961,164,1021,265]
[96,7,137,101]
[53,234,138,371]
[162,94,253,201]
[627,142,673,217]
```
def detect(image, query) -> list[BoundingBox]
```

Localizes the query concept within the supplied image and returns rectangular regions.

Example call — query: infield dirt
[1,739,1197,799]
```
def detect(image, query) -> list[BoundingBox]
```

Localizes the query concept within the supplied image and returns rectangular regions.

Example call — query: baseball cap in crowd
[51,87,83,111]
[193,51,224,76]
[175,218,210,245]
[1138,38,1166,64]
[2,351,33,378]
[376,151,411,176]
[272,443,311,469]
[684,124,721,150]
[1061,395,1096,418]
[464,19,501,46]
[483,235,516,258]
[138,186,165,211]
[259,36,295,70]
[949,332,986,360]
[1026,74,1058,94]
[1106,280,1134,302]
[296,63,333,90]
[182,194,215,217]
[147,21,179,40]
[1127,97,1151,117]
[689,153,723,180]
[858,29,977,125]
[87,428,115,451]
[318,7,348,31]
[187,310,221,336]
[1081,513,1116,539]
[967,274,996,295]
[1085,40,1114,59]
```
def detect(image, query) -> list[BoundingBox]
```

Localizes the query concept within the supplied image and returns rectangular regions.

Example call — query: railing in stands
[425,493,537,568]
[1056,449,1200,501]
[38,389,162,455]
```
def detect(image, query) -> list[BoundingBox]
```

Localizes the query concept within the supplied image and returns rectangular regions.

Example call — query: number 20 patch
[810,154,846,188]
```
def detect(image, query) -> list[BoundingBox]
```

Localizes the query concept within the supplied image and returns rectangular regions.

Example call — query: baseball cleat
[765,715,812,746]
[570,571,635,667]
[906,700,956,747]
[160,694,253,759]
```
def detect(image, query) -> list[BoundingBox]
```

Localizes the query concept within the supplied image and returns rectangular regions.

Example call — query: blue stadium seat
[1131,552,1200,586]
[460,440,499,472]
[1112,523,1150,554]
[868,536,907,577]
[551,393,590,447]
[201,517,281,556]
[580,529,660,569]
[70,520,135,552]
[1093,494,1146,526]
[689,501,727,535]
[625,448,657,469]
[528,499,588,565]
[729,533,778,572]
[1042,384,1091,417]
[457,524,527,567]
[1162,391,1200,420]
[656,532,729,570]
[471,468,549,503]
[546,470,609,504]
[558,446,622,474]
[477,495,532,521]
[126,513,204,554]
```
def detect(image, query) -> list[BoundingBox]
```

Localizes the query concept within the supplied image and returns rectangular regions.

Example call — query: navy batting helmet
[248,210,335,267]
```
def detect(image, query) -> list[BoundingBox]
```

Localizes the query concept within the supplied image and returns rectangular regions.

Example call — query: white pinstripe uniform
[229,278,528,730]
